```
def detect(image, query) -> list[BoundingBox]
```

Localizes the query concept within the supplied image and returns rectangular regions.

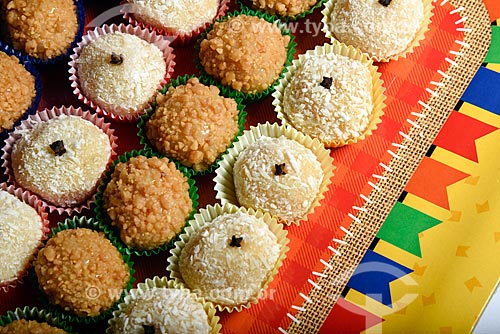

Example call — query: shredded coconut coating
[283,53,373,142]
[179,211,280,306]
[331,0,424,59]
[103,156,192,250]
[112,288,210,334]
[12,115,111,207]
[146,78,239,172]
[128,0,219,33]
[249,0,318,17]
[34,228,130,317]
[233,136,323,222]
[3,0,78,59]
[0,190,42,283]
[76,32,166,116]
[199,15,290,94]
[0,51,36,132]
[0,319,66,334]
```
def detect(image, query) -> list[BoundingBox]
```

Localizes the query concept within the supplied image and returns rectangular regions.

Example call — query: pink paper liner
[121,0,230,47]
[1,106,118,215]
[68,24,176,122]
[0,184,50,293]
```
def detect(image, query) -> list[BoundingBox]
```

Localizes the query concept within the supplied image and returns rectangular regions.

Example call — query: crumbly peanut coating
[103,156,192,250]
[0,51,35,132]
[199,15,290,94]
[249,0,318,17]
[0,319,66,334]
[34,228,130,317]
[146,78,240,171]
[3,0,78,59]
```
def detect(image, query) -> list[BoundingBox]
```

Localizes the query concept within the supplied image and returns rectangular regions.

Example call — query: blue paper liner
[0,44,42,140]
[0,0,85,65]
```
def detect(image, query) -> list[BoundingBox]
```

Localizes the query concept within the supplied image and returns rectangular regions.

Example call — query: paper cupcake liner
[107,276,222,334]
[68,23,176,122]
[1,106,118,215]
[195,8,297,103]
[272,42,386,147]
[321,0,433,62]
[121,0,231,46]
[0,306,74,333]
[0,0,85,65]
[0,184,50,293]
[167,203,290,312]
[29,216,135,325]
[137,74,248,176]
[0,44,42,140]
[236,0,329,22]
[94,149,199,257]
[213,122,335,225]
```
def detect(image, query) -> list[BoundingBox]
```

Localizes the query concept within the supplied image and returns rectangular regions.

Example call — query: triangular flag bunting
[377,202,442,257]
[405,157,470,210]
[434,111,497,162]
[346,250,413,307]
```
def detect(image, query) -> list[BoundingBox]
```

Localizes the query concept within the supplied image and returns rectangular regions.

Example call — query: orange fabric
[483,0,500,21]
[405,157,470,210]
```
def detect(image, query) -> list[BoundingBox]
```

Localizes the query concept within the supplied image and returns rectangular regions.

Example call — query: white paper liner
[1,106,118,215]
[167,203,290,312]
[107,276,222,334]
[272,42,386,147]
[213,122,335,225]
[68,23,176,121]
[321,0,434,62]
[0,184,50,293]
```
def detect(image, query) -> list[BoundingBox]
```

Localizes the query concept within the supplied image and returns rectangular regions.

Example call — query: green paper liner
[0,306,75,333]
[320,0,433,62]
[29,216,135,325]
[137,74,247,176]
[107,276,222,334]
[167,203,289,312]
[94,149,199,257]
[195,8,297,103]
[235,0,329,22]
[272,42,386,147]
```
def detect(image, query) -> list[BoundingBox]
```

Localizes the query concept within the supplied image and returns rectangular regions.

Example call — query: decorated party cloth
[0,0,498,333]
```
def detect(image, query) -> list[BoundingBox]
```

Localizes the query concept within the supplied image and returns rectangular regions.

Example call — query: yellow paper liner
[107,276,221,334]
[321,0,434,62]
[213,122,335,225]
[121,0,231,46]
[68,23,176,122]
[0,184,50,293]
[272,42,386,147]
[166,203,290,312]
[1,106,118,215]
